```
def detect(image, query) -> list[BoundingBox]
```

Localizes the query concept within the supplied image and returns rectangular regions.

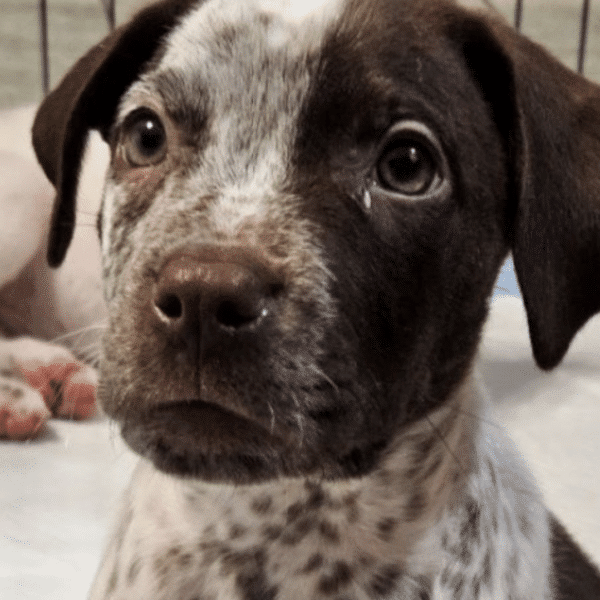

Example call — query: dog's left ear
[32,0,198,268]
[450,9,600,370]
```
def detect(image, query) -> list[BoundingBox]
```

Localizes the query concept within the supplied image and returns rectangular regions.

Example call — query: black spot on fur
[251,495,273,515]
[460,499,480,542]
[218,547,278,600]
[300,553,324,574]
[318,561,353,595]
[0,383,23,399]
[358,553,375,567]
[318,520,341,544]
[451,573,465,595]
[286,501,305,523]
[305,482,328,509]
[199,540,229,567]
[262,525,283,541]
[405,491,427,521]
[229,524,247,540]
[441,532,449,550]
[368,564,400,596]
[281,516,317,545]
[178,552,194,568]
[236,572,278,600]
[376,517,397,542]
[486,459,497,488]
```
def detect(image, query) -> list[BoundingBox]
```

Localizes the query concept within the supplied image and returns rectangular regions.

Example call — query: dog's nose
[152,250,278,357]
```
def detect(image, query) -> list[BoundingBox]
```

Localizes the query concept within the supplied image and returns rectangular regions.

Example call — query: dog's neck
[92,374,550,599]
[180,373,477,560]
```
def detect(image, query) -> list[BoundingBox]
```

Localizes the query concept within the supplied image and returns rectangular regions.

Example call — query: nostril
[156,293,184,320]
[215,299,266,329]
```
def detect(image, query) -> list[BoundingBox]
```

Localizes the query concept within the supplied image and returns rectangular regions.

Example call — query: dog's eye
[123,110,167,167]
[375,122,446,198]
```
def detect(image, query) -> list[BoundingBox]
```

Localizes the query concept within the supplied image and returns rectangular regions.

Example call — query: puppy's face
[33,0,600,484]
[95,0,509,483]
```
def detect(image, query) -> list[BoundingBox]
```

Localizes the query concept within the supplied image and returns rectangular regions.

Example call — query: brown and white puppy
[32,0,600,598]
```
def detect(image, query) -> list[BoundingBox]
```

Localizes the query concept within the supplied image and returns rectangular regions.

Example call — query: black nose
[152,248,280,358]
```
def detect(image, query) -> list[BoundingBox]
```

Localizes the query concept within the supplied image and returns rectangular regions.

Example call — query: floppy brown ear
[451,10,600,370]
[32,0,198,268]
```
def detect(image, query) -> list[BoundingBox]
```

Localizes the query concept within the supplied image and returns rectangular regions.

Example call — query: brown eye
[374,121,447,198]
[377,140,436,195]
[123,110,167,166]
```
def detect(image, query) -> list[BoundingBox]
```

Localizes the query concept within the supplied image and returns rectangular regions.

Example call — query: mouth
[120,399,293,482]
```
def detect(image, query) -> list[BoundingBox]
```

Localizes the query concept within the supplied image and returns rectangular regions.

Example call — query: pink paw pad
[0,381,51,440]
[19,360,98,420]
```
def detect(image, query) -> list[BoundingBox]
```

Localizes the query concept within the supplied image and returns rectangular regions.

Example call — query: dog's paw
[0,338,98,428]
[0,376,51,439]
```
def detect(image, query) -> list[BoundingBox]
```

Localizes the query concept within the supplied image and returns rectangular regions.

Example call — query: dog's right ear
[32,0,198,268]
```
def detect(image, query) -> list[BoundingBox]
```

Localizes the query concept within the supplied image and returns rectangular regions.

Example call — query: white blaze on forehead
[147,0,346,240]
[257,0,346,24]
[159,0,345,70]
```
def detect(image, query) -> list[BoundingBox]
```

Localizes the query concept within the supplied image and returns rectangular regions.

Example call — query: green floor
[0,0,598,108]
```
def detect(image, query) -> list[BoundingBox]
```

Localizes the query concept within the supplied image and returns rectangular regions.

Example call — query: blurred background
[0,0,598,108]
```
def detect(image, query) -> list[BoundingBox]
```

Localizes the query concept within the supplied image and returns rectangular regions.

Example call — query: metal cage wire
[36,0,592,95]
[37,0,116,95]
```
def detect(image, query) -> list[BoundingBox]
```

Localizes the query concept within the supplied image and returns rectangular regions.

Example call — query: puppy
[31,0,600,597]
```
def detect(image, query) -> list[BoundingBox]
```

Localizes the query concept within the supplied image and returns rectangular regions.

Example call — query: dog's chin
[118,399,390,483]
[119,400,300,483]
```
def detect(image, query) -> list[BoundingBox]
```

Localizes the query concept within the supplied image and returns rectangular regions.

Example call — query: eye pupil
[378,141,435,196]
[136,120,164,155]
[388,146,423,178]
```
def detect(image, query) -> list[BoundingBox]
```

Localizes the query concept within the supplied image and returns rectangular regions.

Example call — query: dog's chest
[97,462,428,600]
[89,413,552,600]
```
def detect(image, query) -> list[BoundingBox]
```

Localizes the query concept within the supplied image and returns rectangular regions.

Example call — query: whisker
[50,323,106,346]
[425,413,468,475]
[268,403,276,435]
[446,405,504,431]
[294,412,305,448]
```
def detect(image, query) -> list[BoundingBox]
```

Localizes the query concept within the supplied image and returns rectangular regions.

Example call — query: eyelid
[378,120,444,157]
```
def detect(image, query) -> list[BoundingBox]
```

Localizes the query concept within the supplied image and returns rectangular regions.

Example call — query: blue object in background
[493,256,521,299]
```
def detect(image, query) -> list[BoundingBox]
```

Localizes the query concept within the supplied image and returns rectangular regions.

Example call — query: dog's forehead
[158,0,346,73]
[119,0,460,142]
